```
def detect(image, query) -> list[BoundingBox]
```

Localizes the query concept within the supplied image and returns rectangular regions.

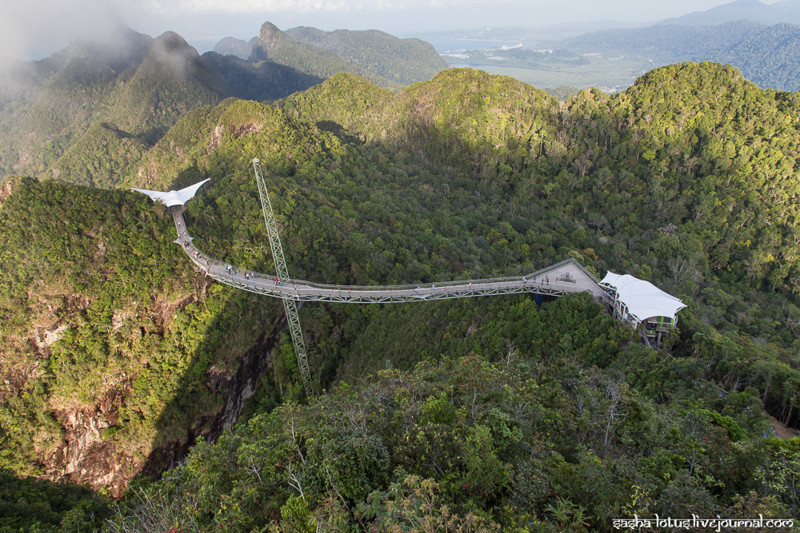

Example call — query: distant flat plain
[446,56,648,93]
[430,37,653,93]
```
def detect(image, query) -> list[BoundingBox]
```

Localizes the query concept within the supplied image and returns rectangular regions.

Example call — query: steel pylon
[253,158,313,398]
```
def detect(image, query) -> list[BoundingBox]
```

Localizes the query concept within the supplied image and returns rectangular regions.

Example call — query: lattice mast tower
[253,158,313,398]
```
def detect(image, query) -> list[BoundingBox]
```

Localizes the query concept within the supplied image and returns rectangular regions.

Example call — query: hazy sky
[0,0,781,60]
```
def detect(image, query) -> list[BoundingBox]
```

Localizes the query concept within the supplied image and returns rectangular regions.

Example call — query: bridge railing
[173,203,592,294]
[183,242,585,293]
[284,259,589,292]
[297,275,526,292]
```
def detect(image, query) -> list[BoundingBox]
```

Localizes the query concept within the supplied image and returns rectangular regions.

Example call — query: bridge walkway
[171,206,604,304]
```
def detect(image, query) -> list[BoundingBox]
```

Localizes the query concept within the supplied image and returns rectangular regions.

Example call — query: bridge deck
[171,206,604,303]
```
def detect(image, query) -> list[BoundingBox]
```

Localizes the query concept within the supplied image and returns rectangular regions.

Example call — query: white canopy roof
[131,179,210,207]
[600,271,685,322]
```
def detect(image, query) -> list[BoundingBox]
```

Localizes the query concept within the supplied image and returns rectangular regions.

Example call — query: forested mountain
[0,23,445,189]
[0,29,284,187]
[1,63,799,530]
[562,20,764,59]
[211,36,258,60]
[213,24,448,87]
[718,23,800,90]
[284,26,448,85]
[0,27,155,183]
[660,0,800,26]
[246,22,378,85]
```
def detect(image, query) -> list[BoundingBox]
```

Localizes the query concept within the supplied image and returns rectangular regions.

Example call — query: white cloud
[148,0,400,15]
[0,0,140,59]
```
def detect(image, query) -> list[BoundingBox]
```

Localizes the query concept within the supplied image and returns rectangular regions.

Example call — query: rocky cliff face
[0,177,285,497]
[249,22,287,62]
[47,392,132,497]
[140,321,282,484]
[36,311,282,498]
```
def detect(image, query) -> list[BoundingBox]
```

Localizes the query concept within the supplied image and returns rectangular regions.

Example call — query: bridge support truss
[253,158,313,398]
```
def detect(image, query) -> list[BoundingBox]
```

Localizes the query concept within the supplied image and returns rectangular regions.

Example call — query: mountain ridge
[660,0,800,25]
[284,26,448,85]
[0,22,447,187]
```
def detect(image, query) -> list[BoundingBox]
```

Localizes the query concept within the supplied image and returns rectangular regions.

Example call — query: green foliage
[4,62,800,531]
[0,176,283,487]
[757,438,800,515]
[0,469,110,531]
[110,339,791,530]
[250,22,402,90]
[308,429,390,502]
[285,26,448,85]
[698,408,748,442]
[359,473,502,532]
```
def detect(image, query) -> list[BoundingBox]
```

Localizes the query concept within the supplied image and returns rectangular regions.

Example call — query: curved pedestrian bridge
[136,174,684,391]
[169,205,605,304]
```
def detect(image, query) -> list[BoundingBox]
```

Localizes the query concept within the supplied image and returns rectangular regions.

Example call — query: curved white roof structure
[600,272,685,323]
[131,178,210,207]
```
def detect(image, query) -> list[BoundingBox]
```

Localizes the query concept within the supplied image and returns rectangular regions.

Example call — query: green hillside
[103,32,221,142]
[0,176,289,499]
[0,30,220,184]
[718,23,800,90]
[1,64,799,529]
[0,29,151,179]
[52,121,148,188]
[0,24,448,190]
[286,26,448,85]
[249,22,399,89]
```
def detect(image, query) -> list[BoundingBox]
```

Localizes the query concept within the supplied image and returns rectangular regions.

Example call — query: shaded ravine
[141,312,286,481]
